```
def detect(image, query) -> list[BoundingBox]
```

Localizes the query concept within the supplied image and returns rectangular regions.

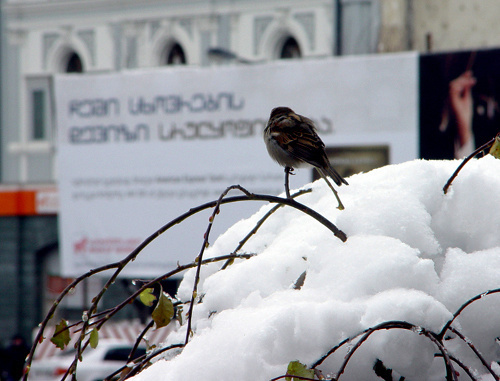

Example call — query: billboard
[420,48,500,159]
[55,52,418,277]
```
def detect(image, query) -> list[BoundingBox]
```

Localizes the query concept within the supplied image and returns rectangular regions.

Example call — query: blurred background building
[1,0,500,346]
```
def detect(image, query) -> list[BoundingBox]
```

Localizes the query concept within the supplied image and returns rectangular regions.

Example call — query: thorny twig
[447,326,499,380]
[127,320,154,363]
[24,252,254,381]
[438,287,500,339]
[312,321,456,381]
[26,173,500,381]
[221,188,312,270]
[185,185,250,345]
[25,185,346,380]
[185,185,343,344]
[104,343,185,381]
[434,353,478,380]
[443,136,496,194]
[307,289,500,381]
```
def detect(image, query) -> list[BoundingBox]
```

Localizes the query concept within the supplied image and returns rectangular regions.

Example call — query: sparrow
[264,106,348,209]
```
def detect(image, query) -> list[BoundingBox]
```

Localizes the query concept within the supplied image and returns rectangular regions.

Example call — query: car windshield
[54,345,146,361]
[103,347,146,361]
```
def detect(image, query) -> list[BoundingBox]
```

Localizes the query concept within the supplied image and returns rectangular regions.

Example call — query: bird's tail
[323,164,349,187]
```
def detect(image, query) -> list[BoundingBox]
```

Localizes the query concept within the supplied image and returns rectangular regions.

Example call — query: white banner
[55,52,418,277]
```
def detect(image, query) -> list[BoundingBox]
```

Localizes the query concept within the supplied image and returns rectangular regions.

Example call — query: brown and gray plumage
[264,106,348,209]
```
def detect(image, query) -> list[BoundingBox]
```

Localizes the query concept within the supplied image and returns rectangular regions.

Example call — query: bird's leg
[284,166,294,198]
[318,172,345,210]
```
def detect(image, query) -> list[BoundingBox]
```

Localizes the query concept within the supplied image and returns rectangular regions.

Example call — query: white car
[29,340,147,381]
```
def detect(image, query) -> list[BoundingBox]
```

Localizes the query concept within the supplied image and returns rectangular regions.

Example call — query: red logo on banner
[74,237,88,253]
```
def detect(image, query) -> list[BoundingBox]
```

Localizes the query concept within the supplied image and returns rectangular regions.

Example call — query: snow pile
[133,157,500,380]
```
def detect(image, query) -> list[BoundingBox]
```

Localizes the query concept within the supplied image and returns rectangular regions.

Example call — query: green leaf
[51,319,71,350]
[139,288,157,307]
[152,286,174,329]
[286,360,314,381]
[489,134,500,159]
[89,328,99,349]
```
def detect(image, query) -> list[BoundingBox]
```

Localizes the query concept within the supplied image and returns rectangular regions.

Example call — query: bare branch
[312,321,457,381]
[443,136,495,194]
[221,188,312,270]
[185,185,246,345]
[438,288,500,340]
[447,326,499,381]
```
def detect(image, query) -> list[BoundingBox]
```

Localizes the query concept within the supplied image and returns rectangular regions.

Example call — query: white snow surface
[132,157,500,380]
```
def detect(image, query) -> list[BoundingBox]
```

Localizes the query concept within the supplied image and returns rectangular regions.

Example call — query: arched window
[279,37,301,59]
[65,52,83,73]
[166,43,186,65]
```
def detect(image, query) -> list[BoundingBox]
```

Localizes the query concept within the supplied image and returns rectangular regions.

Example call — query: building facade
[1,0,500,344]
[1,0,381,344]
[1,0,382,183]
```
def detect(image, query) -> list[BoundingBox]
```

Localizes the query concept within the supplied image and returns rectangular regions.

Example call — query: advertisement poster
[55,53,418,277]
[420,48,500,159]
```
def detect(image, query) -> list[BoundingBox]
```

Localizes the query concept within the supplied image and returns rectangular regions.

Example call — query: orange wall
[0,189,57,216]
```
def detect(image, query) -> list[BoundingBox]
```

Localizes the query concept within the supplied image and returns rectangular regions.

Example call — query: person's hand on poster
[449,70,476,157]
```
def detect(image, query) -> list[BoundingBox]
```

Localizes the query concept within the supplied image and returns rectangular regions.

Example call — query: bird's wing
[272,114,327,167]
